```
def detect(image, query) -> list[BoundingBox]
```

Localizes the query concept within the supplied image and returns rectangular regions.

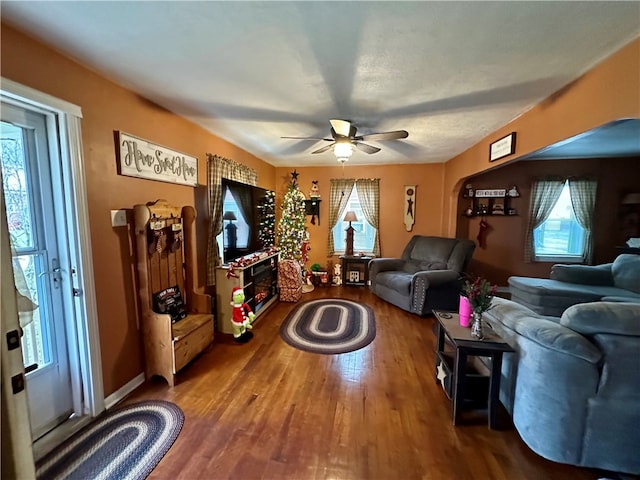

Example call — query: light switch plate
[110,209,127,227]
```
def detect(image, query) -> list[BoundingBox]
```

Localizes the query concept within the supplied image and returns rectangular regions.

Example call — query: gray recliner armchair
[369,235,476,315]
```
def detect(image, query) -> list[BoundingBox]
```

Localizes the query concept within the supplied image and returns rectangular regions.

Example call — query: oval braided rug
[36,400,184,480]
[280,298,376,354]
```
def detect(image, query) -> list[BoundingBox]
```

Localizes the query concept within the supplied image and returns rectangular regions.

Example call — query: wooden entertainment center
[215,251,279,334]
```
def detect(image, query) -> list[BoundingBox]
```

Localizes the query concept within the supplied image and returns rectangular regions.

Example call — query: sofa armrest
[368,258,406,276]
[560,301,640,336]
[412,269,460,287]
[550,263,614,286]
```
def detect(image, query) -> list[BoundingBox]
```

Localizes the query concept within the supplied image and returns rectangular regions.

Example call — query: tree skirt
[280,298,376,354]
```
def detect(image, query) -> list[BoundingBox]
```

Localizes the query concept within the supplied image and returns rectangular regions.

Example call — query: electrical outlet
[110,209,127,227]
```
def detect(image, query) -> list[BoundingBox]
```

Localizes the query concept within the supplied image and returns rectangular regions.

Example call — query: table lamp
[223,211,237,249]
[344,210,358,256]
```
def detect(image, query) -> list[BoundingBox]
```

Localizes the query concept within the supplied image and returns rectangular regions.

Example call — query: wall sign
[489,132,517,162]
[404,185,416,232]
[117,131,198,186]
[475,189,507,198]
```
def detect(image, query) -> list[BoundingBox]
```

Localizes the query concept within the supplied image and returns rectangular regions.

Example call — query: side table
[340,255,372,286]
[433,310,514,429]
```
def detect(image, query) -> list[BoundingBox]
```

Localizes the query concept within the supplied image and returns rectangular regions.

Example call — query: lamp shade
[223,211,237,221]
[344,211,358,223]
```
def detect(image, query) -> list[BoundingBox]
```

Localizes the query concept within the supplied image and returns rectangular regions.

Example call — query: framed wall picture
[489,132,517,162]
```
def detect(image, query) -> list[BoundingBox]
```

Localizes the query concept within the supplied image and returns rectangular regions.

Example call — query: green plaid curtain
[206,154,257,285]
[569,177,597,264]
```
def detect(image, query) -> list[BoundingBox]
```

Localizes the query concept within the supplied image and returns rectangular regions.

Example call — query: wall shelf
[462,186,520,217]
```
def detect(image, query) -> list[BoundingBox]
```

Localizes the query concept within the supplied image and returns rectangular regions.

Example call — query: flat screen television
[218,178,276,264]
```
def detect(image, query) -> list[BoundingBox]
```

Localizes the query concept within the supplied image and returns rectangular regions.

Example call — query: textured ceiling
[2,1,639,167]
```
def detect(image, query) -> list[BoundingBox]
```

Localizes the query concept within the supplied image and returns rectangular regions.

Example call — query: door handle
[39,267,61,277]
[39,258,62,289]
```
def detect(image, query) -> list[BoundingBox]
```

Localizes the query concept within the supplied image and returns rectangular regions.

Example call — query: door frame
[1,78,104,423]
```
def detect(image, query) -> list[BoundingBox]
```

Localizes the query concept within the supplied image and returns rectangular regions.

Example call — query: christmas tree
[277,170,307,261]
[257,190,276,249]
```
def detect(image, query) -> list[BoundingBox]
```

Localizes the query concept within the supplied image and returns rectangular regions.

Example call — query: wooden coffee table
[433,310,514,429]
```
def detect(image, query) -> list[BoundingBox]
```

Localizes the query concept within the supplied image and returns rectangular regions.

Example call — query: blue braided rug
[36,400,184,480]
[280,298,376,354]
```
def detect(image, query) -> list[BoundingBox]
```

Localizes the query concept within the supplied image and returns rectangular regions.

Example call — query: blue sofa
[483,297,640,474]
[508,254,640,316]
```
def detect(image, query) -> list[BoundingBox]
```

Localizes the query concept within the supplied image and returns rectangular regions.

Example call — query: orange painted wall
[1,23,276,396]
[455,157,640,286]
[443,37,640,236]
[274,163,445,269]
[3,20,638,398]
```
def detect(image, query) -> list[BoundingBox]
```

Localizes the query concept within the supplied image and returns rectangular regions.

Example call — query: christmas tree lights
[277,171,307,261]
[257,190,276,249]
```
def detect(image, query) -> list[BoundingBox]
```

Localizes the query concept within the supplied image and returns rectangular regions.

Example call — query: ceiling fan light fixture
[334,142,353,162]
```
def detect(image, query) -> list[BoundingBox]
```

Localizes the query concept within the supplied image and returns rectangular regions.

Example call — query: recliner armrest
[550,263,614,286]
[412,269,460,287]
[368,258,406,276]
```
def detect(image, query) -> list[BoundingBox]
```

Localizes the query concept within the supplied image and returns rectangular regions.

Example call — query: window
[332,188,376,254]
[533,181,586,262]
[216,187,250,260]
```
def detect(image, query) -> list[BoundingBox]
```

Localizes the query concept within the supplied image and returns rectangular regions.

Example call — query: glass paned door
[1,102,73,439]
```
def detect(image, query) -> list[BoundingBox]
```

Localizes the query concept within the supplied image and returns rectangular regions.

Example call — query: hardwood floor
[125,287,607,480]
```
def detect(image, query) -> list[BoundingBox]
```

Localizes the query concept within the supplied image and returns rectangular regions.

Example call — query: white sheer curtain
[524,178,565,263]
[327,179,354,255]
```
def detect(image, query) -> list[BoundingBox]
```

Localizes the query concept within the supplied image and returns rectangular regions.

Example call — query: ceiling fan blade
[330,119,355,138]
[311,142,336,154]
[355,142,381,154]
[281,136,333,141]
[357,130,409,142]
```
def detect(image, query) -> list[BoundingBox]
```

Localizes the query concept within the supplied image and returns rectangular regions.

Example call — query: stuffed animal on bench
[231,286,255,343]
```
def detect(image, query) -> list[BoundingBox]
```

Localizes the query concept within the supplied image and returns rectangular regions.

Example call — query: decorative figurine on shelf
[465,183,474,198]
[333,262,342,286]
[309,180,321,198]
[507,185,520,197]
[465,203,474,217]
[230,286,255,343]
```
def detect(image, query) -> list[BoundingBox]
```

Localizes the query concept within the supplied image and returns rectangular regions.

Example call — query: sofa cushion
[550,263,613,286]
[612,254,640,294]
[486,297,602,363]
[508,276,640,305]
[376,271,413,294]
[407,237,455,263]
[402,261,447,274]
[560,301,640,336]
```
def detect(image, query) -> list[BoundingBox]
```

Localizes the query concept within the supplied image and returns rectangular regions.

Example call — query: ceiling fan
[282,119,408,161]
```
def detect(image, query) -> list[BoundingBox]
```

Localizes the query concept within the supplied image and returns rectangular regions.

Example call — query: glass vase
[471,312,484,340]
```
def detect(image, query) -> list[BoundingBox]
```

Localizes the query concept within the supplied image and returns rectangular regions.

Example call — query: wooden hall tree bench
[133,199,214,387]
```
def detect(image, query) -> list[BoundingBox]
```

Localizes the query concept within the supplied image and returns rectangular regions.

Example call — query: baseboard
[104,372,145,410]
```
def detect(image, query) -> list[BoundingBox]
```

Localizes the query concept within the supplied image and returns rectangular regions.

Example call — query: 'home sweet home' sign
[117,131,198,186]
